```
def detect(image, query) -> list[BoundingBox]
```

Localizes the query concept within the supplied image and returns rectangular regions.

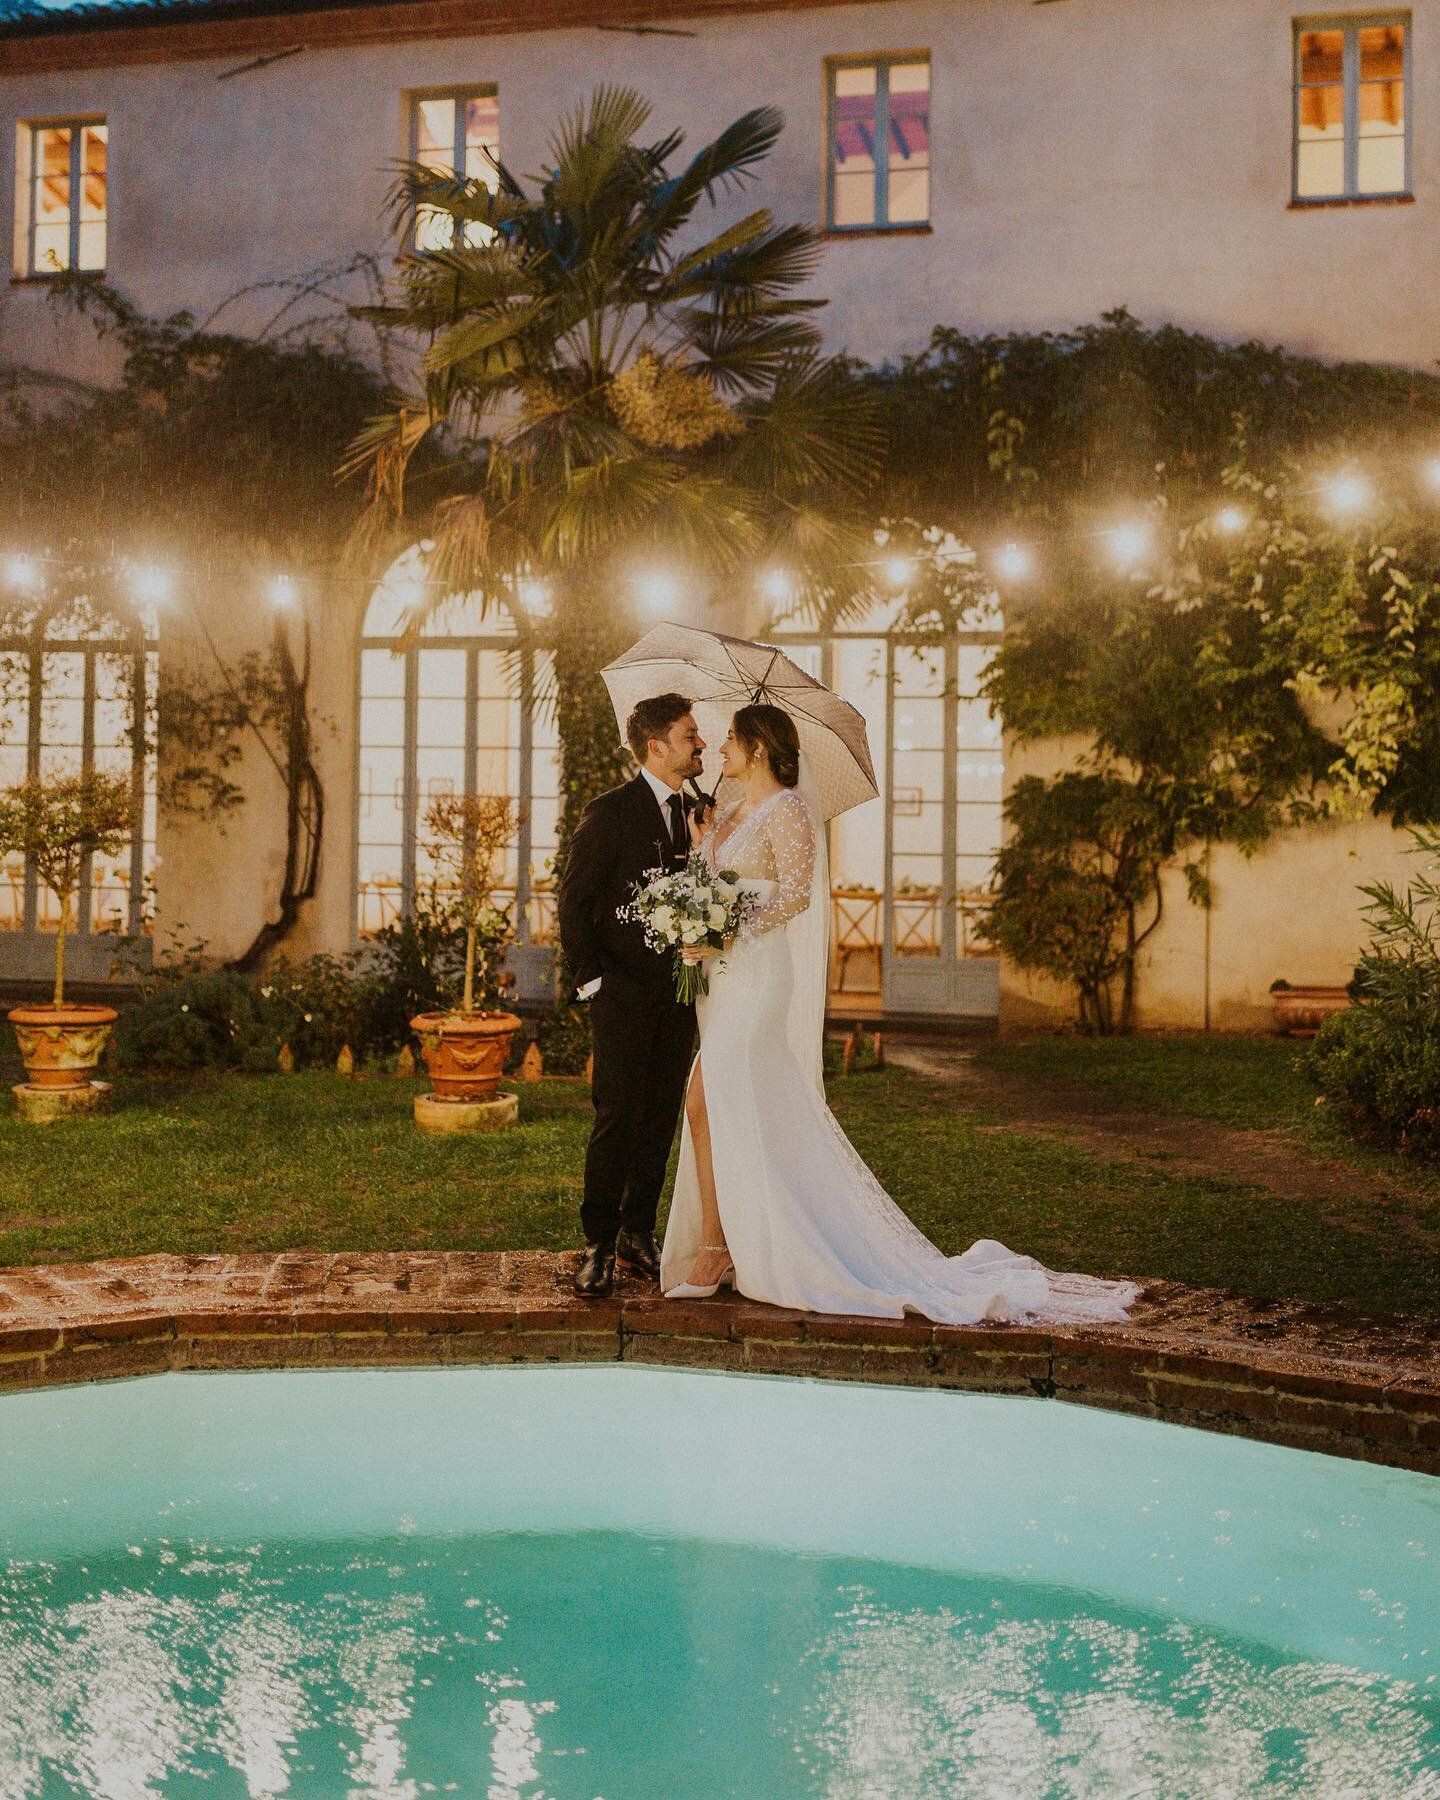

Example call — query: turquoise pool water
[0,1366,1436,1797]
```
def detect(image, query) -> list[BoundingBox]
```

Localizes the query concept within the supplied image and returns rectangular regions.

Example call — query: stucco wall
[1,0,1435,371]
[1000,733,1414,1031]
[1,0,1433,1013]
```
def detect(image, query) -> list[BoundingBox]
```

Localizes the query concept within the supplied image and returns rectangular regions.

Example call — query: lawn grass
[971,1031,1440,1194]
[0,1053,1435,1318]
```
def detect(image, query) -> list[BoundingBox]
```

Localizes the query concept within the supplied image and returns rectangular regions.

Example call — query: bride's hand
[688,803,715,846]
[681,942,722,964]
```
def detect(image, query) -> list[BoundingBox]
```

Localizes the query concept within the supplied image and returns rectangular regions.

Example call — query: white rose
[681,923,702,943]
[707,904,727,930]
[651,905,674,934]
[693,885,713,906]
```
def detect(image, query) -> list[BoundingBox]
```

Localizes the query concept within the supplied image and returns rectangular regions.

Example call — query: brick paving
[0,1250,1436,1474]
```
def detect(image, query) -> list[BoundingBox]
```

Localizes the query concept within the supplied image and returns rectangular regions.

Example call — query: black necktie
[667,793,686,860]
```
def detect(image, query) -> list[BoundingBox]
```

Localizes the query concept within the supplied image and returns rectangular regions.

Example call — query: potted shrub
[0,770,133,1093]
[1269,977,1353,1038]
[410,793,523,1105]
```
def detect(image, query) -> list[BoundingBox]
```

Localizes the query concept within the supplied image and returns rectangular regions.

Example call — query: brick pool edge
[1,1252,1436,1475]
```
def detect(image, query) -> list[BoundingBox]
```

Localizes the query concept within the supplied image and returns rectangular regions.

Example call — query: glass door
[882,637,1000,1018]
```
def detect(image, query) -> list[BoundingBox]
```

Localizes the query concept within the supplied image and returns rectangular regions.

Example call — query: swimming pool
[1,1365,1436,1796]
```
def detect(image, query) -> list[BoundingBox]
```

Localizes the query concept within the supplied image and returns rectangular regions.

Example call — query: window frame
[352,610,555,952]
[19,114,107,279]
[823,51,933,234]
[405,84,500,253]
[0,604,155,945]
[1292,12,1411,203]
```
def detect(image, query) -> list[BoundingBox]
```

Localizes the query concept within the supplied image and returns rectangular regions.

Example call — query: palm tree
[343,85,881,844]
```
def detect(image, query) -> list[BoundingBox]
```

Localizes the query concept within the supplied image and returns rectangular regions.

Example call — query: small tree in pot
[0,769,133,1094]
[410,793,524,1108]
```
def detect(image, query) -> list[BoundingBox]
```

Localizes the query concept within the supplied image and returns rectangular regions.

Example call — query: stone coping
[1,1251,1436,1476]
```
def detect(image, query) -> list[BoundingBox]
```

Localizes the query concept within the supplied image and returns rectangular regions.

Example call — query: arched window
[0,596,158,979]
[356,565,560,993]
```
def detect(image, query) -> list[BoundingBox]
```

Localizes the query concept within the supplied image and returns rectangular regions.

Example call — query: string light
[129,565,171,606]
[635,569,680,614]
[1106,524,1150,568]
[1324,473,1369,515]
[3,554,40,593]
[517,577,551,615]
[269,574,298,608]
[1215,506,1247,533]
[761,568,794,605]
[883,556,913,589]
[994,543,1032,581]
[1422,457,1440,491]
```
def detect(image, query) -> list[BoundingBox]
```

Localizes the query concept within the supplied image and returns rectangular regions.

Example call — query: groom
[558,693,706,1298]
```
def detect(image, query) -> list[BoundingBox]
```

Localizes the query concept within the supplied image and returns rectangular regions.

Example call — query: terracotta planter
[1271,985,1352,1038]
[410,1010,522,1101]
[8,1004,118,1089]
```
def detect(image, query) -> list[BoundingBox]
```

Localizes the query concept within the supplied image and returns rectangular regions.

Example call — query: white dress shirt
[576,768,685,999]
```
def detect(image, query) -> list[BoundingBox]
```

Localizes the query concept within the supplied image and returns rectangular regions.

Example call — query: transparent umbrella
[601,622,878,821]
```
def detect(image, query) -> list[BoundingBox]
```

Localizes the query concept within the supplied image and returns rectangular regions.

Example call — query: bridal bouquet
[619,852,756,1004]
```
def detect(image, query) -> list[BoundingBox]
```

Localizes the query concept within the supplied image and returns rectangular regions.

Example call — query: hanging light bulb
[635,569,680,614]
[994,543,1032,581]
[1107,523,1150,567]
[1422,457,1440,491]
[883,556,913,589]
[518,577,551,615]
[1324,473,1369,515]
[269,574,298,608]
[3,554,40,593]
[1215,505,1247,534]
[130,565,172,606]
[761,567,794,606]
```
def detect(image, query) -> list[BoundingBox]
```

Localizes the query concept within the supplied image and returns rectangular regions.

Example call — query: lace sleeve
[741,789,816,937]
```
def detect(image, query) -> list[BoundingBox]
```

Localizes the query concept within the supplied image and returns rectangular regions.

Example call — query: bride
[659,702,1138,1326]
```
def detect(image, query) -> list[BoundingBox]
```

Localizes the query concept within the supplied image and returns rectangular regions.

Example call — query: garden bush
[1302,827,1440,1157]
[115,959,358,1072]
[116,890,525,1072]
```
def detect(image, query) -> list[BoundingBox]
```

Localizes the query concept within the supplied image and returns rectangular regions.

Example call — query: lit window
[356,563,559,953]
[0,599,156,950]
[1295,18,1408,200]
[21,118,107,276]
[410,90,499,251]
[826,57,930,231]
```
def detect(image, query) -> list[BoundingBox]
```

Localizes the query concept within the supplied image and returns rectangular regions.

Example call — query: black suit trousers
[582,981,696,1246]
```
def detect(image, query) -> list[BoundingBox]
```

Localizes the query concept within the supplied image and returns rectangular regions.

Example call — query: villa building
[0,0,1428,1027]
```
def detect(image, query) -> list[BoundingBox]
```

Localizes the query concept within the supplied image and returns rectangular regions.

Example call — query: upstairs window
[410,89,500,250]
[20,118,107,276]
[826,56,931,231]
[1294,17,1409,200]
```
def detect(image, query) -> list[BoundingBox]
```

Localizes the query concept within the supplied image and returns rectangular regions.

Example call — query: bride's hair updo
[732,703,800,788]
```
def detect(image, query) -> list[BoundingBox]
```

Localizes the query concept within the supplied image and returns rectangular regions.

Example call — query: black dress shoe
[573,1243,616,1298]
[615,1228,661,1281]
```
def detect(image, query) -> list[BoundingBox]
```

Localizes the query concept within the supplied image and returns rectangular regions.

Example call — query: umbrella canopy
[601,623,878,821]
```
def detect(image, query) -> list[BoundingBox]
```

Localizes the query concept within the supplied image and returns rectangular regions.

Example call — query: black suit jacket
[558,776,691,1003]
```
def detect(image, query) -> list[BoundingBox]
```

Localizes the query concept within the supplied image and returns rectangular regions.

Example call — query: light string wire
[0,467,1425,617]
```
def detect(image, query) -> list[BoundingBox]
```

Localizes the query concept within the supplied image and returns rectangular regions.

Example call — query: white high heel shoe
[664,1244,735,1300]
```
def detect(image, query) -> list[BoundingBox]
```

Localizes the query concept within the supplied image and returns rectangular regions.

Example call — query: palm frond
[384,164,531,239]
[661,209,774,288]
[335,400,435,491]
[725,355,882,499]
[540,454,683,563]
[681,310,826,394]
[644,107,786,242]
[424,298,554,380]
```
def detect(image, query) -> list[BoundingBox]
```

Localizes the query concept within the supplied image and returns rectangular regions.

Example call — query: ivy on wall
[0,273,396,965]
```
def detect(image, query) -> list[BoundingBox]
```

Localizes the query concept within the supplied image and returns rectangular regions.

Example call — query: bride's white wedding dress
[659,773,1139,1326]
